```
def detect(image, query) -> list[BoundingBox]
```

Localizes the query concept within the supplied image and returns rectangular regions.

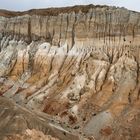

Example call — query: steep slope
[0,96,81,140]
[0,4,140,140]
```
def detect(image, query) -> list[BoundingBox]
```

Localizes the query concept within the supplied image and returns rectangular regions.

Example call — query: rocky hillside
[0,4,140,140]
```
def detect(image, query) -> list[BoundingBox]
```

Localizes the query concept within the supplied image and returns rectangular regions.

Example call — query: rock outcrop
[0,4,140,140]
[4,129,59,140]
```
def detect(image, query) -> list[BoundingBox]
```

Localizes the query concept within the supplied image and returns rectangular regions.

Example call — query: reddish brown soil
[0,4,110,17]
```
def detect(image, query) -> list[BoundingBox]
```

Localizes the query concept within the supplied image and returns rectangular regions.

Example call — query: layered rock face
[0,5,140,140]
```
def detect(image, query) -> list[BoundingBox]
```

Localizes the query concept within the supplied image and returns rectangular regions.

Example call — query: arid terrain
[0,4,140,140]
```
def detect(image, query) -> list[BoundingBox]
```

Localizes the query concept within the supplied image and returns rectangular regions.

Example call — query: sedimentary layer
[0,4,140,140]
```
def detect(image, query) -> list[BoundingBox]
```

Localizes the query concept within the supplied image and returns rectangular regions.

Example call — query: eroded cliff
[0,4,140,140]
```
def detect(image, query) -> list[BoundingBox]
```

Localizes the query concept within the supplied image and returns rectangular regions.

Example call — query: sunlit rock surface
[0,4,140,140]
[4,129,59,140]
